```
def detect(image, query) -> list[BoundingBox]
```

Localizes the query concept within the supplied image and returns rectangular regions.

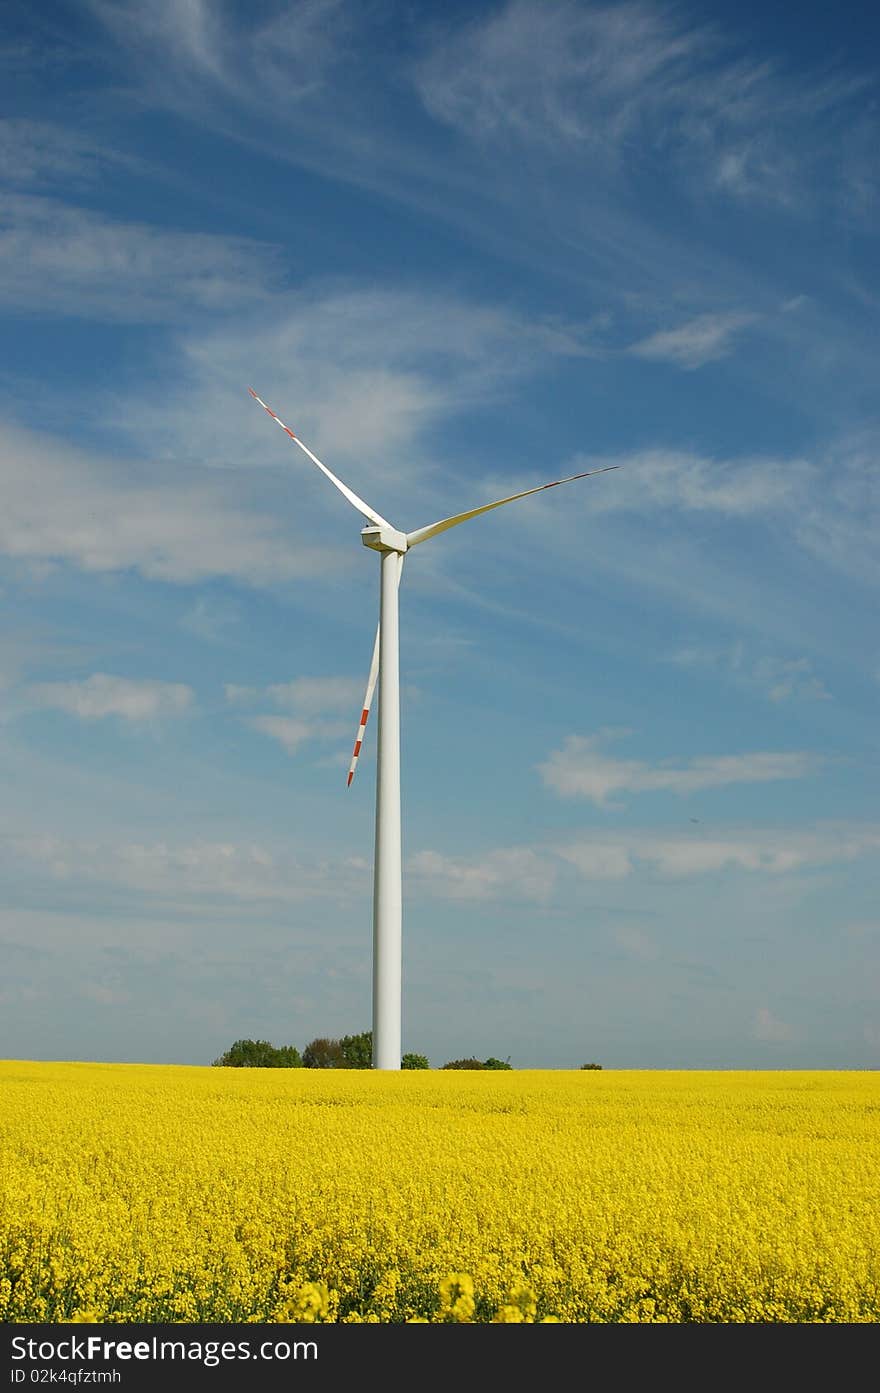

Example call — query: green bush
[212,1039,302,1068]
[339,1031,373,1068]
[442,1058,485,1070]
[401,1053,430,1070]
[580,1062,603,1070]
[483,1057,512,1070]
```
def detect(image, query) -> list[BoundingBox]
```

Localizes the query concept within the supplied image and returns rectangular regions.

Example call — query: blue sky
[0,0,877,1069]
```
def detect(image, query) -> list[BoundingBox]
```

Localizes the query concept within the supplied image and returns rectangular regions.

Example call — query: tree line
[213,1035,602,1069]
[211,1033,514,1070]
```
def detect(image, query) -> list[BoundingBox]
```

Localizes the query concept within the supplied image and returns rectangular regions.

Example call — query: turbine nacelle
[361,524,408,554]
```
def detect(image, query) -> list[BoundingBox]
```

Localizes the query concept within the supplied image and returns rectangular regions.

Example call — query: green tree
[580,1062,603,1070]
[441,1057,485,1069]
[401,1053,430,1070]
[339,1031,373,1068]
[212,1039,302,1068]
[302,1037,345,1068]
[482,1057,512,1070]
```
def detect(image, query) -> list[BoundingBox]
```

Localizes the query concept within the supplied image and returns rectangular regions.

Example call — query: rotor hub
[361,525,408,554]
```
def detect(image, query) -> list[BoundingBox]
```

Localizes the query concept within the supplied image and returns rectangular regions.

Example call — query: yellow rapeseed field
[1,1062,878,1323]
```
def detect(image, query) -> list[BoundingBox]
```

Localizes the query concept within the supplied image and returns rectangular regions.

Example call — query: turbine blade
[347,624,380,788]
[405,465,620,548]
[248,388,392,528]
[347,554,405,787]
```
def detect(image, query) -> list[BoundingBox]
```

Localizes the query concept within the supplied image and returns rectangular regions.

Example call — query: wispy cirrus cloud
[792,436,880,588]
[415,0,709,154]
[3,823,878,919]
[0,194,282,321]
[87,0,352,106]
[0,419,336,586]
[77,0,880,381]
[539,728,816,806]
[408,847,557,903]
[119,286,591,473]
[669,643,832,703]
[492,446,811,525]
[240,675,361,755]
[1,832,366,907]
[415,0,876,217]
[404,821,880,899]
[27,673,193,722]
[0,120,138,189]
[558,823,880,879]
[628,312,756,369]
[93,0,875,230]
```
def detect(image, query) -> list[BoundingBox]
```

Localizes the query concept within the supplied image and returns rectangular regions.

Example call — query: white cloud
[124,287,590,475]
[230,678,364,755]
[754,656,831,704]
[668,644,831,703]
[416,0,707,153]
[408,847,556,902]
[2,832,365,906]
[28,673,193,722]
[248,714,345,756]
[548,448,810,519]
[539,729,816,806]
[713,146,794,207]
[554,842,632,880]
[97,0,228,79]
[628,312,756,369]
[4,823,878,924]
[248,716,317,755]
[0,120,138,189]
[34,283,596,597]
[0,194,282,320]
[88,0,350,106]
[558,824,880,879]
[267,677,363,714]
[793,439,880,589]
[0,419,333,586]
[638,838,801,877]
[414,0,875,220]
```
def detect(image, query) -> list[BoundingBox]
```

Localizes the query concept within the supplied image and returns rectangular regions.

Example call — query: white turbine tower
[249,387,619,1070]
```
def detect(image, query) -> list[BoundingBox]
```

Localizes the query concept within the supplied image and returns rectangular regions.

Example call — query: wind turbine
[249,387,619,1069]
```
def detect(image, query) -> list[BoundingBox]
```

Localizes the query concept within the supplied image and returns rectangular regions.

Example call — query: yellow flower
[273,1281,330,1323]
[493,1304,525,1323]
[438,1273,475,1323]
[1,1062,878,1326]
